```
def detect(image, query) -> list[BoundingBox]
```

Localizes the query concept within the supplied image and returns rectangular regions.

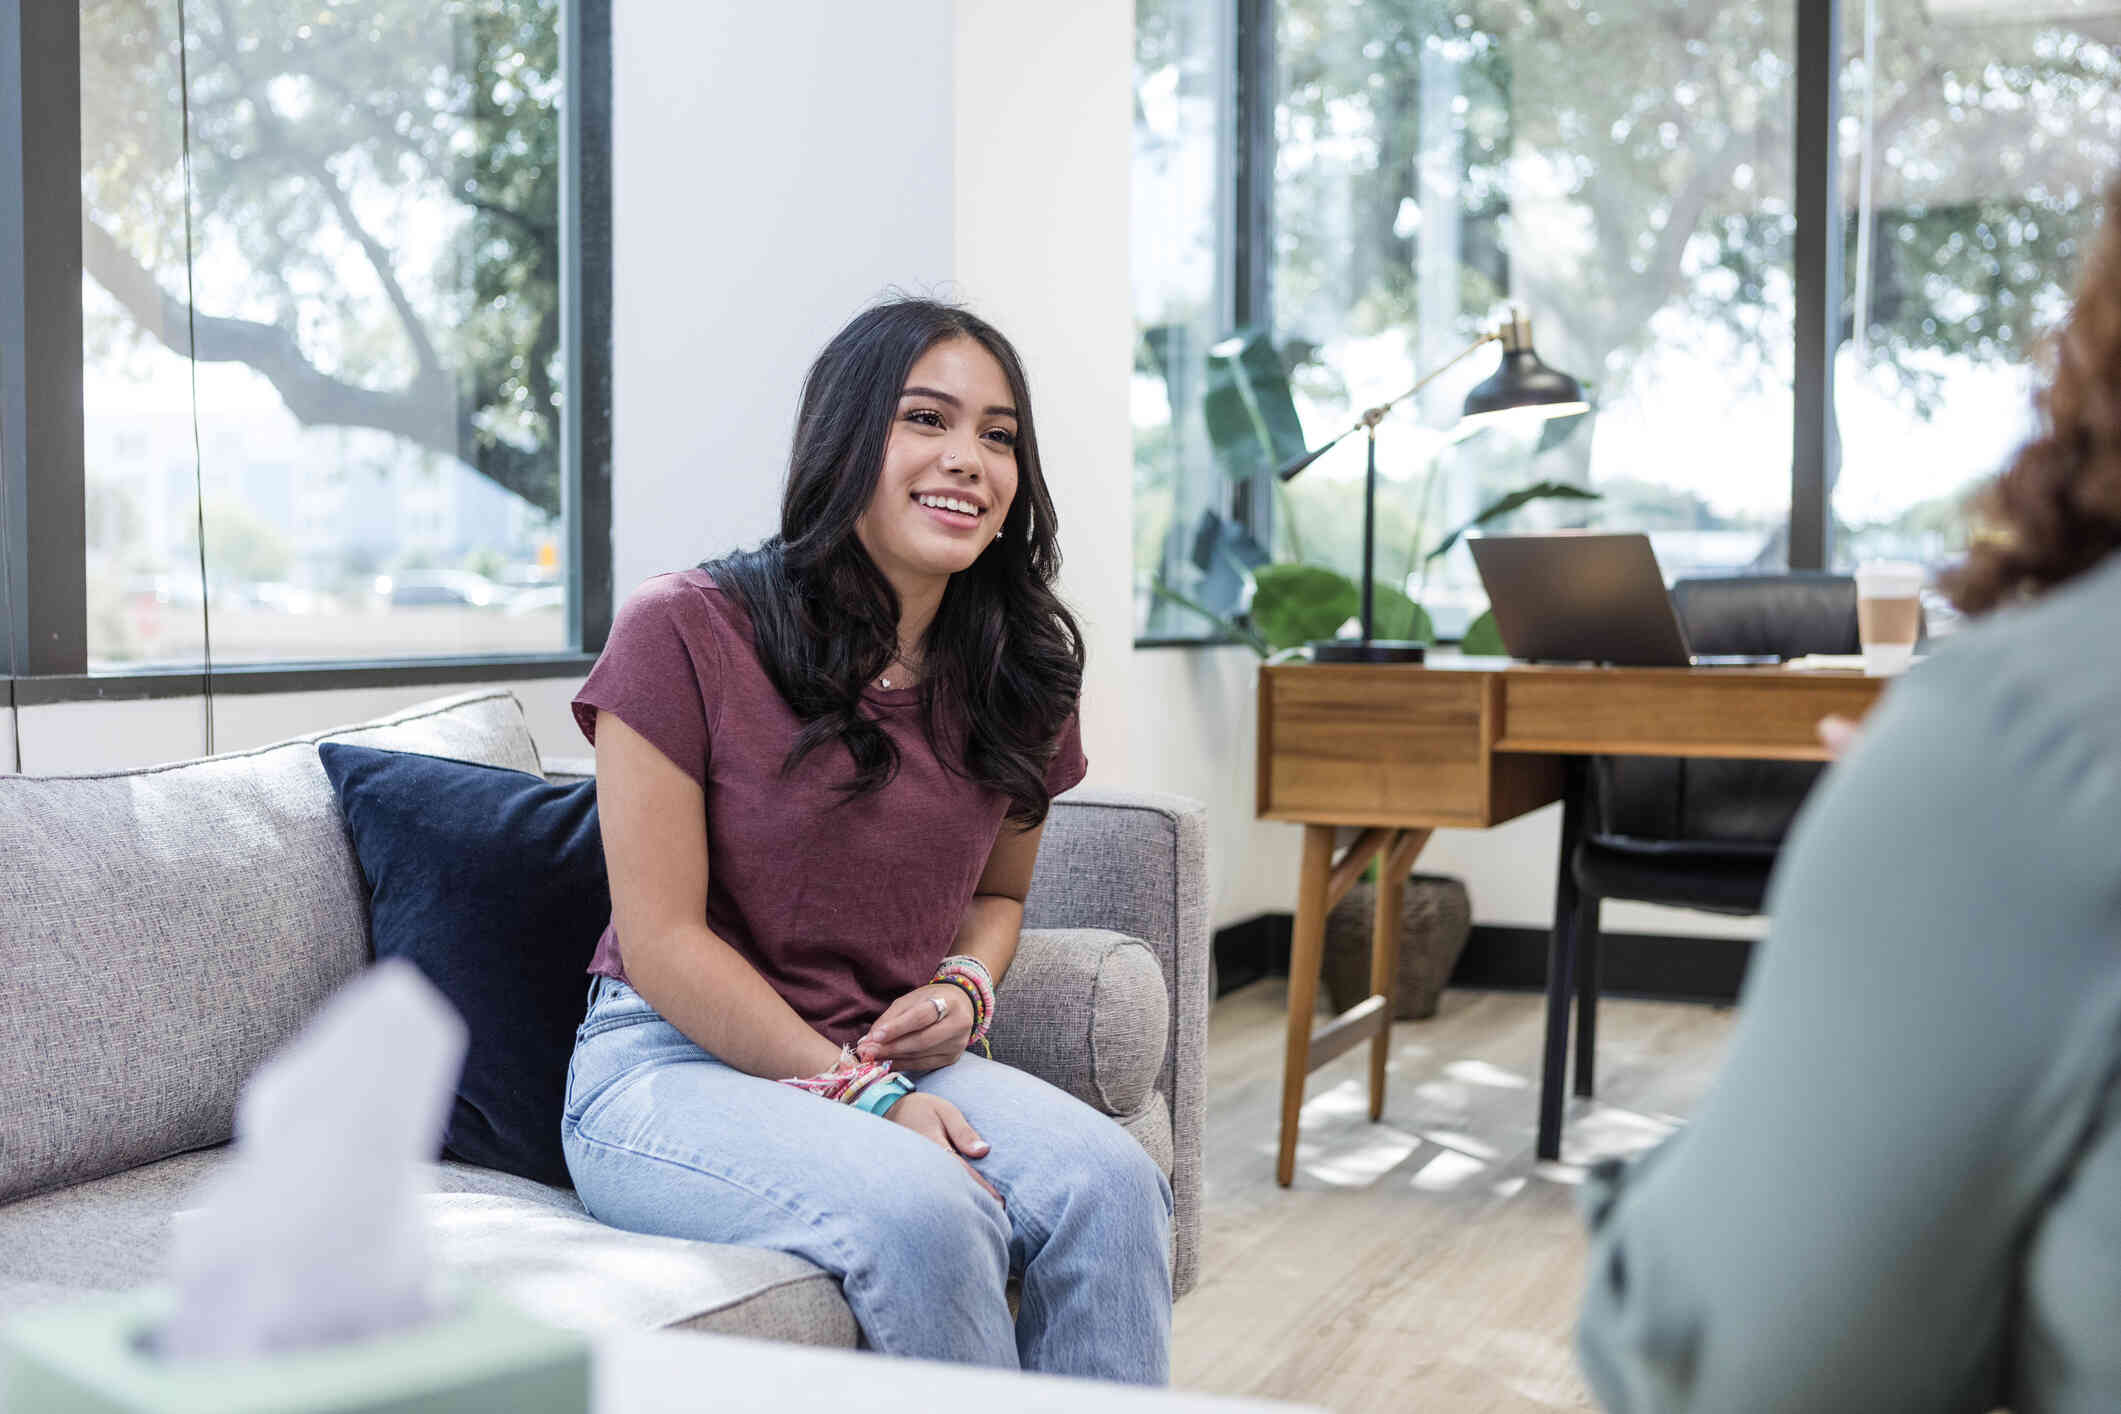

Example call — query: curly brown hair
[1944,180,2121,615]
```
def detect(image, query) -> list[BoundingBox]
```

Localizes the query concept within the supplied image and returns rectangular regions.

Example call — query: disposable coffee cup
[1854,560,1925,677]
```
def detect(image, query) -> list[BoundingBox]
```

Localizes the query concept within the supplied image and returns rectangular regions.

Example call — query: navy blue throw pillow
[319,742,605,1187]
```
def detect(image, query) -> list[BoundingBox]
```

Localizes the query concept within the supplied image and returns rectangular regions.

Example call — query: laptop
[1467,532,1699,667]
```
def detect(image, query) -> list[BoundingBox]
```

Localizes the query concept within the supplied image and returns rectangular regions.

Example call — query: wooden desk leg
[1538,758,1589,1163]
[1368,828,1433,1122]
[1277,824,1337,1187]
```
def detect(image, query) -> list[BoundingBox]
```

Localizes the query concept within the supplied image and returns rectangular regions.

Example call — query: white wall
[952,0,1137,785]
[610,0,957,599]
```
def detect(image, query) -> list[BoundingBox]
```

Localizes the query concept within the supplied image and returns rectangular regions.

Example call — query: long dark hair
[1946,178,2121,615]
[704,297,1085,826]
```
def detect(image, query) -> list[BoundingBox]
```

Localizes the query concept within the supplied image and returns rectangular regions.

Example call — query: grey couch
[0,689,1209,1343]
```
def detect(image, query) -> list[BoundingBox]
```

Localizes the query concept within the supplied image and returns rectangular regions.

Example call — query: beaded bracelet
[932,955,995,1057]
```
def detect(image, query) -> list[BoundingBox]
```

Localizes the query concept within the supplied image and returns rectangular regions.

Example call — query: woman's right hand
[887,1093,1003,1207]
[1817,713,1864,759]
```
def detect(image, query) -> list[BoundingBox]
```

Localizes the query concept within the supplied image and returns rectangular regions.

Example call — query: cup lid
[1855,560,1926,591]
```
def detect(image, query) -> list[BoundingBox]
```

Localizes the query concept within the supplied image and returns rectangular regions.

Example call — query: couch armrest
[991,928,1169,1117]
[542,754,596,784]
[1024,788,1208,1297]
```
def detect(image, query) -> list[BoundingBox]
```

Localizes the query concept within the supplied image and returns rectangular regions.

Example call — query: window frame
[0,0,613,699]
[1135,0,1847,646]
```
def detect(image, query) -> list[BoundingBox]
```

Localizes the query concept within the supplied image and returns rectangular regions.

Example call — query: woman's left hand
[855,984,973,1071]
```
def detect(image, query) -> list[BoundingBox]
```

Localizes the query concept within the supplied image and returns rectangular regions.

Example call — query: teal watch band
[853,1073,914,1118]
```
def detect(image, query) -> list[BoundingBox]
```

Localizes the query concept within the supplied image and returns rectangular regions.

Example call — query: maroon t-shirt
[571,570,1087,1045]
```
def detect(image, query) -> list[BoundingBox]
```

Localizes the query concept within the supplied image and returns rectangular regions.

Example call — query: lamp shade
[1459,347,1588,431]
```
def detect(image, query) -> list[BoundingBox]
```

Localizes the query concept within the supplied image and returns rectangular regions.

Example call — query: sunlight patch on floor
[1445,1057,1532,1090]
[1409,1146,1487,1192]
[1306,1127,1424,1188]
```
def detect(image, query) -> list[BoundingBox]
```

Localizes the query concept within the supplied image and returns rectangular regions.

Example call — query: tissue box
[0,1287,590,1414]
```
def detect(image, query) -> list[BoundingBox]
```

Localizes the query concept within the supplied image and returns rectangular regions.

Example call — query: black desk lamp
[1274,308,1588,663]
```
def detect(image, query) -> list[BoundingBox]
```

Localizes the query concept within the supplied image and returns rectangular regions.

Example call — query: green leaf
[1425,481,1604,563]
[1200,327,1309,484]
[1368,583,1434,644]
[1460,609,1507,657]
[1250,563,1359,651]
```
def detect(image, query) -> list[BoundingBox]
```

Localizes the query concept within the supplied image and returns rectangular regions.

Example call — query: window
[1833,0,2121,576]
[1133,0,1242,640]
[1273,1,1797,637]
[1130,0,2115,643]
[3,1,610,690]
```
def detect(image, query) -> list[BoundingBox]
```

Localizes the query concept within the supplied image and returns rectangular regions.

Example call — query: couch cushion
[0,691,542,1204]
[0,1148,858,1347]
[423,1191,855,1345]
[320,745,606,1188]
[988,929,1170,1116]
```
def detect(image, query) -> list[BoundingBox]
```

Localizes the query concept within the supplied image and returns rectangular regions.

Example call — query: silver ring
[931,995,948,1021]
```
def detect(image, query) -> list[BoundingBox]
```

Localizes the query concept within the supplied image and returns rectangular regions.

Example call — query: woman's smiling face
[856,336,1020,592]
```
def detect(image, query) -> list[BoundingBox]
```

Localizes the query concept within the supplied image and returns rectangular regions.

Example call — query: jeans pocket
[563,1046,670,1141]
[564,1005,682,1133]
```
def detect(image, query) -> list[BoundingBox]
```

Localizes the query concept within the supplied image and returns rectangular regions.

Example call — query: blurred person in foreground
[1576,179,2121,1412]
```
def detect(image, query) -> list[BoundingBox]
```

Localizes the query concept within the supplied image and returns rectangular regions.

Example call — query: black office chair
[1539,574,1878,1158]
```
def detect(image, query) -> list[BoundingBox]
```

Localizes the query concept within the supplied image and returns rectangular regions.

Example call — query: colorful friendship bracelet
[933,954,996,1056]
[780,1046,898,1107]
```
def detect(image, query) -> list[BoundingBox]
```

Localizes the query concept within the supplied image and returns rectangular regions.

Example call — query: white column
[954,0,1137,785]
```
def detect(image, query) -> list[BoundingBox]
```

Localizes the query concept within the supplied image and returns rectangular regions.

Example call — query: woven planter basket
[1321,873,1473,1021]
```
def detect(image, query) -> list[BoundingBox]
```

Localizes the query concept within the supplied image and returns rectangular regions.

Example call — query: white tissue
[158,959,469,1361]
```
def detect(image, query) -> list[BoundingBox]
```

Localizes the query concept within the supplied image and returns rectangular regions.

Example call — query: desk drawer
[1497,670,1880,759]
[1258,668,1488,827]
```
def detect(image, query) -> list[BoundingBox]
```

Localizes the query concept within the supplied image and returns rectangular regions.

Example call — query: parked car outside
[373,570,507,609]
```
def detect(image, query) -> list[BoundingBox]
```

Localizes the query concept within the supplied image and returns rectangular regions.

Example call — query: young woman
[1575,181,2121,1411]
[561,299,1172,1381]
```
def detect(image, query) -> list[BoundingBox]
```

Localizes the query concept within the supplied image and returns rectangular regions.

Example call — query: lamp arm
[1274,327,1506,483]
[1357,331,1501,428]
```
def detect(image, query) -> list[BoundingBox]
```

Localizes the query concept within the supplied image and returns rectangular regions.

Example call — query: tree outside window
[80,0,577,668]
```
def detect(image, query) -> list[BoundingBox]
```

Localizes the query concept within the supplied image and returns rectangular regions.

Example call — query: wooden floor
[1171,981,1738,1413]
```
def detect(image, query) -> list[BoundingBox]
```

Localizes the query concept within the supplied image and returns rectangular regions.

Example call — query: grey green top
[1577,551,2121,1413]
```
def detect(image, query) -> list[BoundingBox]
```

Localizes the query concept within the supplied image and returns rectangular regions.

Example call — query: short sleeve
[1043,709,1088,798]
[570,575,721,789]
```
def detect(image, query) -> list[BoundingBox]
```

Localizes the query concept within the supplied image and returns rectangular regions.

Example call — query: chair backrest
[1669,572,1862,659]
[1595,574,1855,845]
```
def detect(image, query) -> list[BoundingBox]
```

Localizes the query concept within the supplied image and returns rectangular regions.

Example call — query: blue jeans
[560,977,1173,1383]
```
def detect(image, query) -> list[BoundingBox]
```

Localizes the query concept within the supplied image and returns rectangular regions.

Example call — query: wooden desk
[1256,660,1886,1184]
